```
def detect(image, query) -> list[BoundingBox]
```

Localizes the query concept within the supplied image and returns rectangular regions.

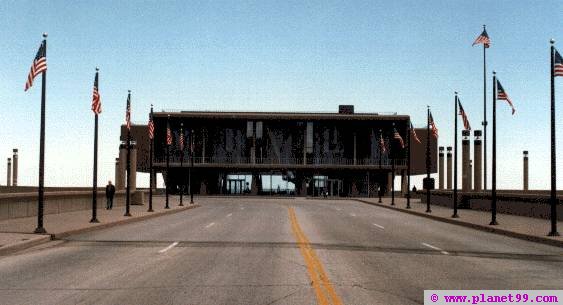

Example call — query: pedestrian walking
[106,180,115,210]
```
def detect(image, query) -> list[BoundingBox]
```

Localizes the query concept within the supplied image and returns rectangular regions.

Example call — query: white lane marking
[421,242,449,255]
[372,223,385,229]
[349,213,356,217]
[205,222,215,228]
[240,207,245,210]
[336,208,342,211]
[226,213,232,217]
[158,242,179,253]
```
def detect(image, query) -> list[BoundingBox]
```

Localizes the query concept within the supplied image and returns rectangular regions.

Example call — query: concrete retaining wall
[415,190,563,220]
[0,191,146,221]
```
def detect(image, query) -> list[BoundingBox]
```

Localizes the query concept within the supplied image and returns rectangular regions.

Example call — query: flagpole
[391,123,395,206]
[165,114,170,209]
[453,93,459,218]
[490,72,498,225]
[407,122,411,209]
[34,33,48,234]
[483,25,488,191]
[378,129,383,203]
[179,123,184,206]
[148,105,154,212]
[426,106,431,213]
[548,39,559,236]
[190,128,194,204]
[90,68,100,223]
[125,91,132,217]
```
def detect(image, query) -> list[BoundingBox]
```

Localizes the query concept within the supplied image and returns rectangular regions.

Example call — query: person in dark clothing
[106,181,116,210]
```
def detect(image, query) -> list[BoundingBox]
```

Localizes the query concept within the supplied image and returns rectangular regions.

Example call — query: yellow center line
[288,207,344,305]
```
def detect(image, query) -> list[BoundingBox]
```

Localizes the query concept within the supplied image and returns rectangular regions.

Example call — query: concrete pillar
[473,130,482,191]
[462,130,470,191]
[12,149,18,186]
[114,158,120,188]
[251,172,261,195]
[469,159,473,190]
[523,151,529,191]
[400,170,407,195]
[446,147,452,189]
[117,144,127,190]
[130,144,137,192]
[6,158,11,187]
[438,146,444,189]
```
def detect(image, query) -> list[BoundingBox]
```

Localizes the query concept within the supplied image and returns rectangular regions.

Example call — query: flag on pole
[125,93,131,130]
[555,48,563,77]
[393,128,405,148]
[379,133,387,153]
[166,122,172,145]
[91,70,101,114]
[458,100,471,130]
[411,123,421,144]
[148,115,154,140]
[496,80,516,115]
[24,41,47,91]
[472,29,490,48]
[429,112,439,138]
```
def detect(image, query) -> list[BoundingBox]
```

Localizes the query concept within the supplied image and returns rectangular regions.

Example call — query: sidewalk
[0,195,199,255]
[355,197,563,248]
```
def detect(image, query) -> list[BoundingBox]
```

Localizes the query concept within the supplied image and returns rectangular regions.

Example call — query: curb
[354,199,563,248]
[51,204,201,239]
[0,235,51,256]
[0,205,200,255]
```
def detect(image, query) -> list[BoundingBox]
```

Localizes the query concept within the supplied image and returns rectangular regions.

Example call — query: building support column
[130,143,137,192]
[401,170,407,195]
[438,146,444,189]
[353,132,357,165]
[114,158,120,188]
[117,144,127,190]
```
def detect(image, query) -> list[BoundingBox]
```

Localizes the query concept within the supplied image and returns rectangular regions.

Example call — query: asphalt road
[0,197,561,305]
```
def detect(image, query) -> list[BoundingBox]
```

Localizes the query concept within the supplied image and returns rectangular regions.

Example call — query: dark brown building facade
[120,107,437,196]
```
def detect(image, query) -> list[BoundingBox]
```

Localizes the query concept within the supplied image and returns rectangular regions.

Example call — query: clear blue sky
[0,0,561,189]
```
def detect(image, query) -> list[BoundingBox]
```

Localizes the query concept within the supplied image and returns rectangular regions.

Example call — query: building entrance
[227,179,246,195]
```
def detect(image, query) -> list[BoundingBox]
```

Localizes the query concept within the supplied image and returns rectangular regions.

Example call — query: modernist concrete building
[118,106,437,197]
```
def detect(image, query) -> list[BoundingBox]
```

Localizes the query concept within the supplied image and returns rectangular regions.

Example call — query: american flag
[25,41,47,91]
[179,129,185,151]
[91,70,101,114]
[429,112,439,138]
[555,48,563,77]
[458,100,471,130]
[472,29,490,48]
[379,133,387,153]
[125,92,131,130]
[166,121,172,145]
[411,123,421,144]
[148,114,154,140]
[496,80,516,115]
[393,128,404,149]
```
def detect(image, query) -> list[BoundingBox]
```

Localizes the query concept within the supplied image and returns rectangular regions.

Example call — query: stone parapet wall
[0,190,147,221]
